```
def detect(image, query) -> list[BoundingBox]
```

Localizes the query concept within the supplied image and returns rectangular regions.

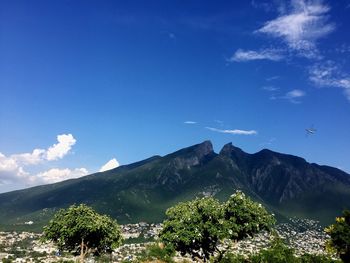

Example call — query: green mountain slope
[0,141,349,231]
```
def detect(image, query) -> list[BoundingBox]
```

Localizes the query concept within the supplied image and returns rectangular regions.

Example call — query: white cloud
[0,152,18,172]
[184,121,197,124]
[0,133,86,189]
[46,134,76,161]
[309,61,350,101]
[32,168,88,185]
[256,0,335,58]
[262,86,280,91]
[12,149,46,165]
[1,133,77,170]
[229,48,284,62]
[284,89,306,103]
[0,153,28,184]
[206,127,257,135]
[99,158,120,172]
[285,89,306,98]
[270,89,306,103]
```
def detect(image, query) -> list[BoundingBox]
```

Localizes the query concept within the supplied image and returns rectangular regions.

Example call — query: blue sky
[1,0,350,193]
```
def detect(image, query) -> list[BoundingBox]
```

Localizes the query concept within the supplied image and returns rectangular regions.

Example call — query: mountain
[0,141,349,231]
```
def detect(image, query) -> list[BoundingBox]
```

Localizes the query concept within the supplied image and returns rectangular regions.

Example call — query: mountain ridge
[0,141,349,231]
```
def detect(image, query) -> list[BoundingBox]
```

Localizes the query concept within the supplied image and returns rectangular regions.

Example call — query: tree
[159,197,224,261]
[222,191,276,241]
[325,209,350,262]
[159,190,275,262]
[42,204,123,263]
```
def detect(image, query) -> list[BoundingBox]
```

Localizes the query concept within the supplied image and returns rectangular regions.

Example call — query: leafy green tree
[42,204,123,263]
[160,197,223,261]
[325,209,350,262]
[159,190,275,262]
[222,191,276,242]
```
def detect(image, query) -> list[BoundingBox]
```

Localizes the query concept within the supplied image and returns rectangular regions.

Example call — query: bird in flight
[306,126,317,136]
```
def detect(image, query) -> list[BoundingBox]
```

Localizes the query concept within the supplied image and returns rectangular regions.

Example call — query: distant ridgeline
[0,141,349,231]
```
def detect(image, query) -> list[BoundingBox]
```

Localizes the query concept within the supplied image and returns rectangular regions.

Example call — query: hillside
[0,141,349,231]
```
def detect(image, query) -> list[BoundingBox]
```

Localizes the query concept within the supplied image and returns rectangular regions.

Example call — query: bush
[325,210,350,262]
[249,237,296,263]
[299,254,341,263]
[136,243,175,263]
[216,253,248,263]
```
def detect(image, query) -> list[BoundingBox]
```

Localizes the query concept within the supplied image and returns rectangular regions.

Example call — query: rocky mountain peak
[219,142,246,158]
[194,140,214,159]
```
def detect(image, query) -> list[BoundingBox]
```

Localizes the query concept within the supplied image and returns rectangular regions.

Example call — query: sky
[1,0,350,193]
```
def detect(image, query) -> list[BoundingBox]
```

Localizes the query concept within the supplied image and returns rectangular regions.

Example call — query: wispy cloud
[269,89,306,103]
[256,0,335,58]
[214,120,224,126]
[168,32,176,39]
[231,1,349,102]
[284,89,306,103]
[184,121,197,124]
[309,61,350,100]
[162,30,176,40]
[206,127,258,135]
[229,48,284,62]
[260,137,276,147]
[251,0,274,12]
[335,44,350,54]
[266,76,280,81]
[262,86,280,91]
[285,89,306,98]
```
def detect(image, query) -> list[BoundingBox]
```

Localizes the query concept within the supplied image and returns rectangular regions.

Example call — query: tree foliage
[160,197,224,261]
[159,190,275,262]
[325,209,350,262]
[222,191,276,241]
[42,204,123,262]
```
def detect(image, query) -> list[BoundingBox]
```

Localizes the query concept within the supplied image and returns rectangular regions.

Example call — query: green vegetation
[159,190,275,262]
[325,209,350,262]
[42,204,123,263]
[218,237,340,263]
[135,243,175,263]
[160,197,223,261]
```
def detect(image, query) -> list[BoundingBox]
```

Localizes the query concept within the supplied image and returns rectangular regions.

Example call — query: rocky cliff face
[218,144,350,205]
[156,141,217,187]
[172,140,215,169]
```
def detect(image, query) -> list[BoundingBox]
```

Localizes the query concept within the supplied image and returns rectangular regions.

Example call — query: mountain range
[0,141,349,231]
